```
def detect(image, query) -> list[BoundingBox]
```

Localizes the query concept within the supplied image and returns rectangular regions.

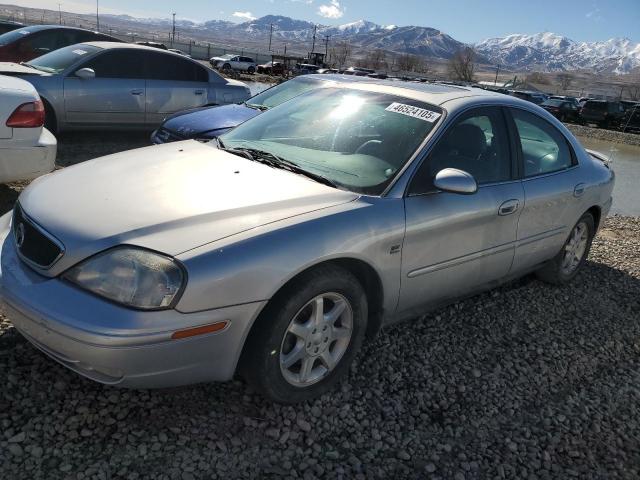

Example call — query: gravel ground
[566,124,640,147]
[0,216,639,479]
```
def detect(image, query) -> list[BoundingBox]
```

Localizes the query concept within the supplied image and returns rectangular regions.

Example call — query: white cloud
[232,11,256,21]
[317,0,344,19]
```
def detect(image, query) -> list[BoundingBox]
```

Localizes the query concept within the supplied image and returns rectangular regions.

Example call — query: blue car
[150,74,366,144]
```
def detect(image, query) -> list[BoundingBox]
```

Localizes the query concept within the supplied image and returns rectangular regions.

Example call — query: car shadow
[55,131,153,167]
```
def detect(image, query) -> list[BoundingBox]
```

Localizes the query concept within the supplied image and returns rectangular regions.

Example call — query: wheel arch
[39,95,58,133]
[236,257,385,374]
[586,205,602,231]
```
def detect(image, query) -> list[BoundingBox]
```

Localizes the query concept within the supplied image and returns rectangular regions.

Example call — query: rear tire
[241,265,368,403]
[247,66,255,74]
[535,213,595,285]
[43,101,57,134]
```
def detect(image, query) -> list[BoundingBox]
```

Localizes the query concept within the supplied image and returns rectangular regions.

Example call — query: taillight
[6,100,45,128]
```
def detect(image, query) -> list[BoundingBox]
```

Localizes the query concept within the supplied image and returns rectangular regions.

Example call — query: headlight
[63,247,185,310]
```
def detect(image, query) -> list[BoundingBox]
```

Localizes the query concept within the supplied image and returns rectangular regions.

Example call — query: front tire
[247,66,255,74]
[241,265,368,403]
[535,213,595,285]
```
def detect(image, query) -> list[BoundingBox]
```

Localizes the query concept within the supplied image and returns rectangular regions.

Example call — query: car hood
[18,141,358,276]
[163,103,259,137]
[0,62,48,76]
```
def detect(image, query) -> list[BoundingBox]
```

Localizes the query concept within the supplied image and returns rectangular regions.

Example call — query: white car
[209,54,257,74]
[0,75,56,183]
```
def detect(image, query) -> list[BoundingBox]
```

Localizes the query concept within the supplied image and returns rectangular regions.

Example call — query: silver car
[0,42,251,133]
[0,82,614,403]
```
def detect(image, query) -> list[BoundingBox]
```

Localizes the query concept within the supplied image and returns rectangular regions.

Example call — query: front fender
[175,197,405,317]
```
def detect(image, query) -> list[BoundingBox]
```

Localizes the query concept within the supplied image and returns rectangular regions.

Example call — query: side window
[82,50,146,78]
[146,52,207,82]
[23,31,58,53]
[409,108,511,194]
[511,109,574,177]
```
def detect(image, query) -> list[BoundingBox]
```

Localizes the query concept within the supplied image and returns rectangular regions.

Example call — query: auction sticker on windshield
[385,102,441,122]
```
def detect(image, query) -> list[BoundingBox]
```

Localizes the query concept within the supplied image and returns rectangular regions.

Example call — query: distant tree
[330,41,352,69]
[557,73,573,92]
[358,49,387,70]
[627,76,640,100]
[396,53,421,72]
[526,71,551,85]
[448,47,476,82]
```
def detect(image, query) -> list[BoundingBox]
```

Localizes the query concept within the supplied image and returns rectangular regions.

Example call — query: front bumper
[0,127,56,183]
[0,218,265,388]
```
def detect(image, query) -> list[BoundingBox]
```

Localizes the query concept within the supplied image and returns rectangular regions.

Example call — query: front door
[398,107,524,316]
[64,49,146,126]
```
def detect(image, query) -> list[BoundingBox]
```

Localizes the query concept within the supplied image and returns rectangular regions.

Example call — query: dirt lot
[0,126,639,480]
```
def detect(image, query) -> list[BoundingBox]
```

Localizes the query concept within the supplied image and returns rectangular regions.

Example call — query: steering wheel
[355,140,383,155]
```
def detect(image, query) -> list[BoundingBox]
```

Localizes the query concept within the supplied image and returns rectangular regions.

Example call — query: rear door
[508,108,584,273]
[63,48,146,126]
[144,51,210,125]
[398,106,524,316]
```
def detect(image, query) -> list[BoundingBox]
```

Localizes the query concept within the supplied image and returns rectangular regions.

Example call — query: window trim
[405,105,516,197]
[506,106,578,179]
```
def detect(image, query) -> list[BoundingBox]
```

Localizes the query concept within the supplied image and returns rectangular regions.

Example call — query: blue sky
[20,0,640,43]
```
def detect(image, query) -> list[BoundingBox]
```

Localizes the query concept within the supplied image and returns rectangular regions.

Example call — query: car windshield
[25,44,101,73]
[543,99,564,107]
[0,26,36,46]
[247,77,323,110]
[221,88,442,195]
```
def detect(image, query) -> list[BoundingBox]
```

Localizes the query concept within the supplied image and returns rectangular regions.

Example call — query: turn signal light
[6,100,45,128]
[171,321,228,340]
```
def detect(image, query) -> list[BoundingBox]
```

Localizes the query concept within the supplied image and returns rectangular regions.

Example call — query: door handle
[498,199,520,216]
[194,90,204,95]
[130,89,143,96]
[573,183,586,197]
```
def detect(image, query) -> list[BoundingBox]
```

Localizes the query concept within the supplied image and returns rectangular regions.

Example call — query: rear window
[0,26,35,46]
[542,99,564,107]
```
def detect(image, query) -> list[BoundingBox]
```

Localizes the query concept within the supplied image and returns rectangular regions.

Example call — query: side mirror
[433,168,478,195]
[75,68,95,80]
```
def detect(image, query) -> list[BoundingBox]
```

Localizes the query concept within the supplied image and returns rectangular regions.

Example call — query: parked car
[0,42,251,133]
[316,68,338,74]
[168,48,191,58]
[136,41,168,50]
[622,103,640,132]
[0,75,56,183]
[210,54,257,74]
[256,61,284,75]
[345,66,375,76]
[295,63,320,75]
[580,100,625,129]
[0,20,24,35]
[0,25,122,63]
[152,75,343,143]
[540,98,580,122]
[510,90,547,105]
[0,82,614,403]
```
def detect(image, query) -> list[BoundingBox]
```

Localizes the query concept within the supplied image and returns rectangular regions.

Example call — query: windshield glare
[222,88,442,195]
[26,44,100,73]
[248,77,323,109]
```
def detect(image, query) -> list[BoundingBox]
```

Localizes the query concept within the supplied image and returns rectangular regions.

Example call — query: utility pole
[171,12,176,46]
[494,64,500,85]
[311,24,317,53]
[268,23,273,51]
[323,34,330,58]
[96,0,99,31]
[58,3,62,24]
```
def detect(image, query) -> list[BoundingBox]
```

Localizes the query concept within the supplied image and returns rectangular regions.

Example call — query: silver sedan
[0,42,251,133]
[0,82,614,403]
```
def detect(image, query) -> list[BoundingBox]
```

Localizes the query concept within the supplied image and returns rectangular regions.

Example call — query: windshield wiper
[244,103,269,111]
[217,144,338,188]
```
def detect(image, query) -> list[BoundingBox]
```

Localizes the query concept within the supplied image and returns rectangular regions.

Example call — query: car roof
[14,24,102,34]
[79,41,184,53]
[308,74,504,107]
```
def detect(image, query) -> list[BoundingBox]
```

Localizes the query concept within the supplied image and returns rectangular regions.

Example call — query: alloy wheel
[279,292,353,387]
[561,221,589,275]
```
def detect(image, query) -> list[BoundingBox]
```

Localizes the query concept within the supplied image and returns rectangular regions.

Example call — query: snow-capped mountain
[477,32,640,73]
